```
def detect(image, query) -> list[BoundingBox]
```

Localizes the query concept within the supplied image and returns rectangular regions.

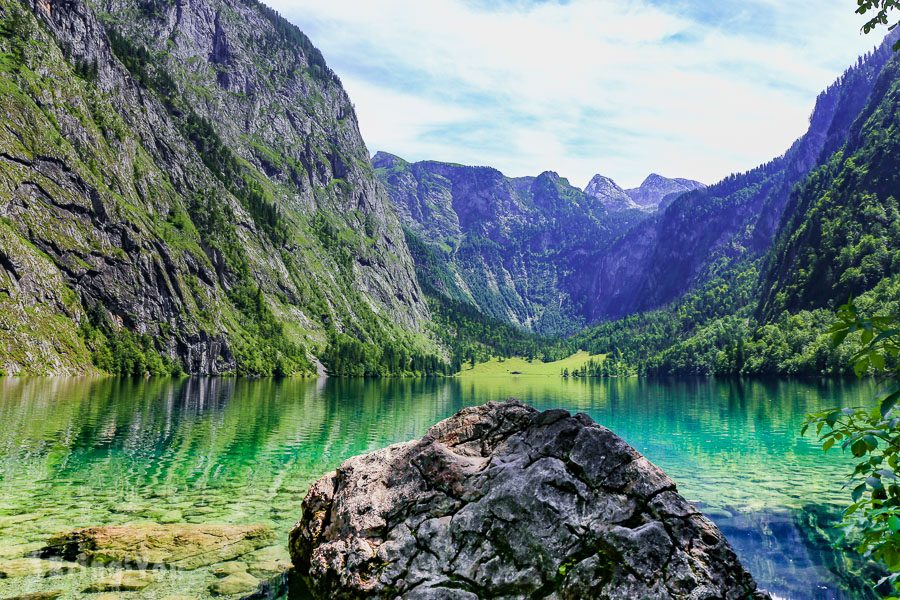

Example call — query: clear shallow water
[0,376,885,599]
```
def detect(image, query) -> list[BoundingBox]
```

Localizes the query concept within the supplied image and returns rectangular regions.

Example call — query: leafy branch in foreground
[803,301,900,591]
[857,0,900,50]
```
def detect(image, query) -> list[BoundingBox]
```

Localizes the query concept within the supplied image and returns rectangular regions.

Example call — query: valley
[0,0,898,598]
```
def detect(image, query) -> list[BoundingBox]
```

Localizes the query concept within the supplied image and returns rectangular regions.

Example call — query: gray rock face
[583,174,641,211]
[290,400,768,599]
[374,153,647,335]
[624,174,705,210]
[0,0,429,374]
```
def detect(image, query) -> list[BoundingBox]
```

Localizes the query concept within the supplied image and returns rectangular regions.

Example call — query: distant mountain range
[0,0,897,375]
[372,152,621,335]
[373,154,707,335]
[377,30,900,330]
[584,173,705,212]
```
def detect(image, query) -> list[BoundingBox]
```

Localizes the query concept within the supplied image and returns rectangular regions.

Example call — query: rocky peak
[370,150,405,170]
[584,173,640,211]
[626,173,705,209]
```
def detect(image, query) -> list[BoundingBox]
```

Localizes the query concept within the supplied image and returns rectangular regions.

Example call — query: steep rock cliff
[759,48,900,318]
[375,152,632,335]
[0,0,430,375]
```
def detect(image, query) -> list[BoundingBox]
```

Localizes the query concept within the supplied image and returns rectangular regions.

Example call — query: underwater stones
[0,541,44,559]
[291,400,770,599]
[248,558,291,579]
[82,570,157,592]
[209,571,259,596]
[0,558,80,578]
[41,524,273,569]
[155,510,184,524]
[3,592,63,600]
[212,561,248,578]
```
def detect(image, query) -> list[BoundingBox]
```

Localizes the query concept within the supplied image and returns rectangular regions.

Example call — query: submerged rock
[41,524,273,570]
[82,570,157,592]
[290,400,769,599]
[209,571,260,596]
[0,558,80,578]
[3,592,63,600]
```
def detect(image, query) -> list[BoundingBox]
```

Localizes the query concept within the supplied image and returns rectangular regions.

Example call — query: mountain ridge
[1,0,897,376]
[374,152,632,335]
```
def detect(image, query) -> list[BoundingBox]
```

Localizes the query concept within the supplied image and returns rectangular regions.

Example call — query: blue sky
[266,0,882,188]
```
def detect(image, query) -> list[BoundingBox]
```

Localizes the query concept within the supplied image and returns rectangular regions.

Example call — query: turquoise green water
[0,376,885,599]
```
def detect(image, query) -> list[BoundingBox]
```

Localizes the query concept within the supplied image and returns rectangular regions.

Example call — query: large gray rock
[290,400,768,599]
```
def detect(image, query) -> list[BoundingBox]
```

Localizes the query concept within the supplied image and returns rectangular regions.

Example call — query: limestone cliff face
[0,0,428,374]
[375,152,633,336]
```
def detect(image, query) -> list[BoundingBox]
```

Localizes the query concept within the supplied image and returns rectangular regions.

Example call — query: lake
[0,376,885,599]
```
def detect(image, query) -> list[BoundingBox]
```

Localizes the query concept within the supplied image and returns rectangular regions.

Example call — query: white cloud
[266,0,880,188]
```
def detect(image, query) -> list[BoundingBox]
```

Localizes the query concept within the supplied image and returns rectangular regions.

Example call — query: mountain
[758,47,900,320]
[0,0,436,375]
[583,174,640,211]
[376,155,710,334]
[567,33,900,378]
[586,35,898,321]
[582,172,705,212]
[625,174,706,209]
[1,0,895,377]
[374,152,636,335]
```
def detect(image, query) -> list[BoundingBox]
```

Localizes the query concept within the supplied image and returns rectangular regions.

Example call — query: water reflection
[0,375,882,599]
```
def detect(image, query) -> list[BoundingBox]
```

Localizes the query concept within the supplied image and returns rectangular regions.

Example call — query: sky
[266,0,882,189]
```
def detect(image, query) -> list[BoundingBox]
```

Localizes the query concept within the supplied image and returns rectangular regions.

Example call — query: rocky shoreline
[0,400,771,599]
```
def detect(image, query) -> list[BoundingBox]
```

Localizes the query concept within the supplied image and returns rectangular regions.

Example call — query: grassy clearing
[457,350,606,377]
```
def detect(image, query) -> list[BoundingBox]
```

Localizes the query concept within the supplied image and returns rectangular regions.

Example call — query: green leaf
[854,356,870,378]
[890,516,900,534]
[831,329,849,347]
[863,434,879,450]
[882,389,900,418]
[823,437,836,452]
[852,439,869,457]
[852,483,866,502]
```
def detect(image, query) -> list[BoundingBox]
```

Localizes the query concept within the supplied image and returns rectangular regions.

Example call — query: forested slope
[571,40,900,376]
